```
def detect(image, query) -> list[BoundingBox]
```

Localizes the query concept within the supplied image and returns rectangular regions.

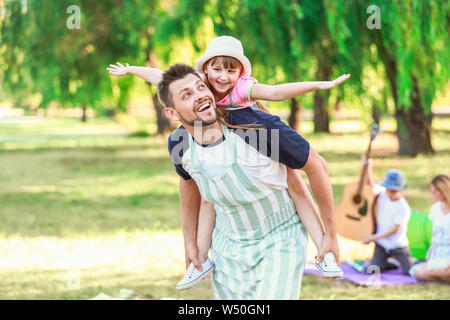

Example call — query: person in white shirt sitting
[361,161,413,275]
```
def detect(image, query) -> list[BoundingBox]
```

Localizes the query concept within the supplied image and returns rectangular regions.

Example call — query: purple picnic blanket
[304,261,419,287]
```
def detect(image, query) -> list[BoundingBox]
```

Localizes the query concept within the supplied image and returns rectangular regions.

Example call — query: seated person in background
[409,174,450,282]
[360,159,413,275]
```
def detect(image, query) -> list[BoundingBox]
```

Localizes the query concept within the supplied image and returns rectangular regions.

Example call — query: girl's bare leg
[417,264,450,282]
[434,264,450,282]
[196,199,216,264]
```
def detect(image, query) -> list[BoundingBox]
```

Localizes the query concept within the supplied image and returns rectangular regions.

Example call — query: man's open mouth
[196,101,212,113]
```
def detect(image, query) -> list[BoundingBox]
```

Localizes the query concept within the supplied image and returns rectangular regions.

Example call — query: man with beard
[160,63,336,299]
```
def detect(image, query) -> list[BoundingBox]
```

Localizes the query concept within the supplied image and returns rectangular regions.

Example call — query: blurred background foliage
[1,0,449,155]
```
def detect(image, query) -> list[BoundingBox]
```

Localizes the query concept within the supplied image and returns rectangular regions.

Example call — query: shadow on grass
[0,268,213,300]
[0,190,181,237]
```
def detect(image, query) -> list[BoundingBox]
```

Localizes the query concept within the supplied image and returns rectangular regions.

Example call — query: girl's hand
[107,62,130,76]
[319,74,351,90]
[361,156,373,168]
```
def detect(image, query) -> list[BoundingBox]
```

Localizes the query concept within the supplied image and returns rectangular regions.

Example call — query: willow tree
[0,0,40,108]
[1,1,120,120]
[213,0,340,132]
[211,0,314,131]
[156,0,351,132]
[146,0,213,134]
[92,0,183,133]
[327,0,449,156]
[0,1,164,123]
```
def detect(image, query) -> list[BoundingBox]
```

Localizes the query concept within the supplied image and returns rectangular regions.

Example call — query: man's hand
[184,242,202,272]
[107,62,130,76]
[319,74,351,90]
[316,233,340,265]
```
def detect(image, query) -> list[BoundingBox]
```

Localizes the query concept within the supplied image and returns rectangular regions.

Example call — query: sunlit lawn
[0,114,449,300]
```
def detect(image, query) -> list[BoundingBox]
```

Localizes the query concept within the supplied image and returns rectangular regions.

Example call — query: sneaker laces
[188,267,199,279]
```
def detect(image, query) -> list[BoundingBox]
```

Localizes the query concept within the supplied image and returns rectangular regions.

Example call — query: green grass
[0,115,449,300]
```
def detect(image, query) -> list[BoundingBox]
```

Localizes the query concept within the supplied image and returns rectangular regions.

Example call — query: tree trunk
[144,44,175,134]
[313,63,331,133]
[374,32,433,156]
[81,103,87,122]
[371,102,382,125]
[151,92,174,135]
[287,98,302,131]
[395,76,433,156]
[313,90,330,133]
[335,95,342,112]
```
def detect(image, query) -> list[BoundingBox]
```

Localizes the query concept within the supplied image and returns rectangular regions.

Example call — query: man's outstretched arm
[301,148,339,264]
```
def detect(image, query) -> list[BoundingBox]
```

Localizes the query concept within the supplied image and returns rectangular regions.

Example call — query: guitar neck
[356,140,374,196]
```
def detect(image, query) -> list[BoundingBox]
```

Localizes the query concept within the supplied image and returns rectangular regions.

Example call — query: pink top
[199,73,257,108]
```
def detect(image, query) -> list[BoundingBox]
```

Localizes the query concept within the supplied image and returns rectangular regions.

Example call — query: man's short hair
[157,63,202,108]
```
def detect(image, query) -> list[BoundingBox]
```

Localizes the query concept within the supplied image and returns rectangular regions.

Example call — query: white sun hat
[195,36,252,76]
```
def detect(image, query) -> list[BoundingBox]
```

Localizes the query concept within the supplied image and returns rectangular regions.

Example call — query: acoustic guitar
[335,123,381,241]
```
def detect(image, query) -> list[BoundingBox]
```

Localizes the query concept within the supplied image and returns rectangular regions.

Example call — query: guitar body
[336,182,377,241]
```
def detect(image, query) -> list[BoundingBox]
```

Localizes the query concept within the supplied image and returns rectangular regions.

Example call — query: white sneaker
[176,258,215,290]
[316,252,344,278]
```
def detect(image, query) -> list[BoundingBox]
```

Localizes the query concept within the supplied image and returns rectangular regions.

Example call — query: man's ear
[165,107,179,121]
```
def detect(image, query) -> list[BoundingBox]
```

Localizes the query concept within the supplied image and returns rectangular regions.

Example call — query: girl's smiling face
[203,57,243,98]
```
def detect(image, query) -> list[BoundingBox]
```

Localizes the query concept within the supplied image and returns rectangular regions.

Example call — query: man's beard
[179,112,218,127]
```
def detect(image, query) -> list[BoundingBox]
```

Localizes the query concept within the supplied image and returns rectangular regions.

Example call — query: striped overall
[188,123,308,300]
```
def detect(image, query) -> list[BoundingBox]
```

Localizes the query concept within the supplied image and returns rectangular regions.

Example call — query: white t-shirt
[429,201,450,246]
[374,186,411,250]
[182,129,289,190]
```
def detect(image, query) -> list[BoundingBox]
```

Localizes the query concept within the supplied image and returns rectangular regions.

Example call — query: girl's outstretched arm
[107,62,163,85]
[250,74,350,101]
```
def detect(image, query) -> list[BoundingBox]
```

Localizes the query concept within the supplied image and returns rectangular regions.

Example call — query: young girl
[409,174,450,282]
[107,36,348,288]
